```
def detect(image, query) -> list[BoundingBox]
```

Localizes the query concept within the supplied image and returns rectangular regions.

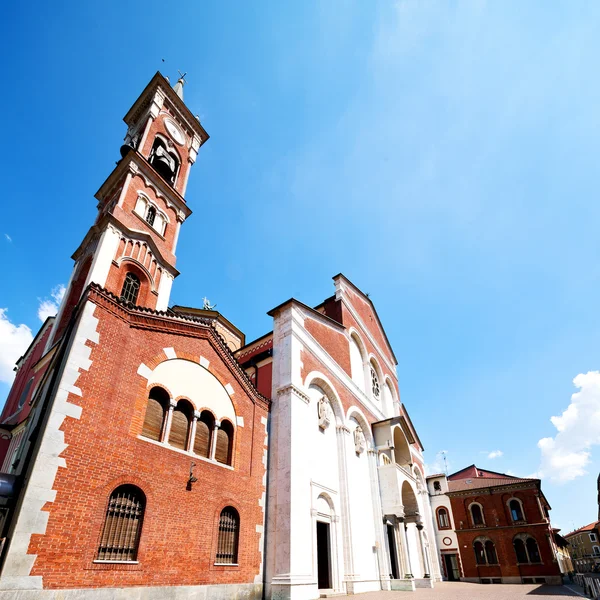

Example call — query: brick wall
[28,292,268,589]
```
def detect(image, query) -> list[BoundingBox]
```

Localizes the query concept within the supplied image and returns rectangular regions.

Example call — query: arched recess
[401,480,419,519]
[304,372,345,427]
[393,425,411,468]
[348,331,367,394]
[346,406,374,448]
[383,377,398,418]
[147,359,236,423]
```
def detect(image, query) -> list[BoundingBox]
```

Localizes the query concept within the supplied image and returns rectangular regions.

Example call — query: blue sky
[1,0,600,533]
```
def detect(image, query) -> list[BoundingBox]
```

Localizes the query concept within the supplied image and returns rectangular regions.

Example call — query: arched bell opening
[149,137,180,186]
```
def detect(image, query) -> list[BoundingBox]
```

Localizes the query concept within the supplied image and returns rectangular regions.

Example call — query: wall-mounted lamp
[187,461,198,491]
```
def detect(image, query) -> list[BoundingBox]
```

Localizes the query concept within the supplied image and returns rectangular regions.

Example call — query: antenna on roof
[442,451,448,476]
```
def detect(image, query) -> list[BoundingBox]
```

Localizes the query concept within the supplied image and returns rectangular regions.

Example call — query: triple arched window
[437,507,450,530]
[469,502,485,526]
[97,485,145,562]
[120,272,140,305]
[514,535,541,564]
[149,137,180,186]
[141,387,234,466]
[474,538,498,565]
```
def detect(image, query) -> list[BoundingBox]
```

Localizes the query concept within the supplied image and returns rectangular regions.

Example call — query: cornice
[123,72,209,145]
[95,152,192,221]
[71,216,179,278]
[448,481,539,497]
[85,284,270,410]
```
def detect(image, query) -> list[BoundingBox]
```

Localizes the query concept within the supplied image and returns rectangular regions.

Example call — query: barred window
[97,485,145,562]
[216,507,239,564]
[145,206,156,227]
[120,272,140,305]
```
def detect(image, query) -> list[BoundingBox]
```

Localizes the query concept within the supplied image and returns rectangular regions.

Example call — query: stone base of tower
[0,583,262,600]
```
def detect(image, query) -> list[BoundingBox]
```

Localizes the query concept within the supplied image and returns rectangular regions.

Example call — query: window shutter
[169,408,189,450]
[215,428,230,465]
[194,418,211,458]
[142,398,164,441]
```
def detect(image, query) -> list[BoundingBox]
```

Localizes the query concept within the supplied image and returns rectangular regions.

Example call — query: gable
[333,274,397,366]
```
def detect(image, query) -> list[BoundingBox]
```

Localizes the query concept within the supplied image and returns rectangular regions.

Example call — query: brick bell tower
[49,72,208,344]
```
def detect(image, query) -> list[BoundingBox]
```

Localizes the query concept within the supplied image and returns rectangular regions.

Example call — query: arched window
[370,363,381,401]
[509,498,525,522]
[514,538,528,563]
[97,485,145,562]
[514,535,541,563]
[470,503,484,526]
[18,377,34,409]
[141,386,169,441]
[485,540,498,564]
[437,507,450,529]
[145,205,156,227]
[526,537,541,563]
[215,420,234,465]
[474,540,486,565]
[349,334,366,392]
[216,507,239,564]
[168,400,193,450]
[433,481,442,492]
[149,137,179,186]
[194,410,214,458]
[120,272,140,305]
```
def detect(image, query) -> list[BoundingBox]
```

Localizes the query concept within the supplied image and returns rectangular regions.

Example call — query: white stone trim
[225,383,234,396]
[236,416,244,427]
[163,347,177,360]
[199,356,210,369]
[0,302,99,590]
[137,363,152,380]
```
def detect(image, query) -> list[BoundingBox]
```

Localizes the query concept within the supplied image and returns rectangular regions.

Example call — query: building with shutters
[0,71,509,599]
[427,466,563,585]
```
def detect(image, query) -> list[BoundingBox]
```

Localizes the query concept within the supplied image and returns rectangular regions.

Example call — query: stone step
[320,591,346,598]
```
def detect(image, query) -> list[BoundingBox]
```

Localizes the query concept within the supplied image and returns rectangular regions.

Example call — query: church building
[0,72,441,599]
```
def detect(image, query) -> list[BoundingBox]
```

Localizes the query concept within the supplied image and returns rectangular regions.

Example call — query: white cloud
[537,371,600,483]
[488,450,503,459]
[4,234,11,242]
[0,309,33,384]
[37,285,65,322]
[425,450,450,475]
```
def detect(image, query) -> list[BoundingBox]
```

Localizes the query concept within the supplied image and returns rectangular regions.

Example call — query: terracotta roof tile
[448,477,537,493]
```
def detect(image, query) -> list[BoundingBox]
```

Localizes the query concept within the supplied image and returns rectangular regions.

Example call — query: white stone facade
[264,296,440,599]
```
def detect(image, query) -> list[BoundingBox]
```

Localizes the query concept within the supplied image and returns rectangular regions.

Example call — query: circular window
[443,537,452,546]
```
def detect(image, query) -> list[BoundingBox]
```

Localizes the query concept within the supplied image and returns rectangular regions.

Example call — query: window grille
[97,485,145,562]
[120,273,140,305]
[370,365,380,400]
[216,507,239,564]
[145,206,156,227]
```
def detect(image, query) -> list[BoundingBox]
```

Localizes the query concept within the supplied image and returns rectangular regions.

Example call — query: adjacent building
[427,466,562,585]
[564,522,600,573]
[0,72,441,599]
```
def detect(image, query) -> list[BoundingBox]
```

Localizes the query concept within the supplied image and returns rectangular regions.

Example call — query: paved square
[334,582,584,599]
